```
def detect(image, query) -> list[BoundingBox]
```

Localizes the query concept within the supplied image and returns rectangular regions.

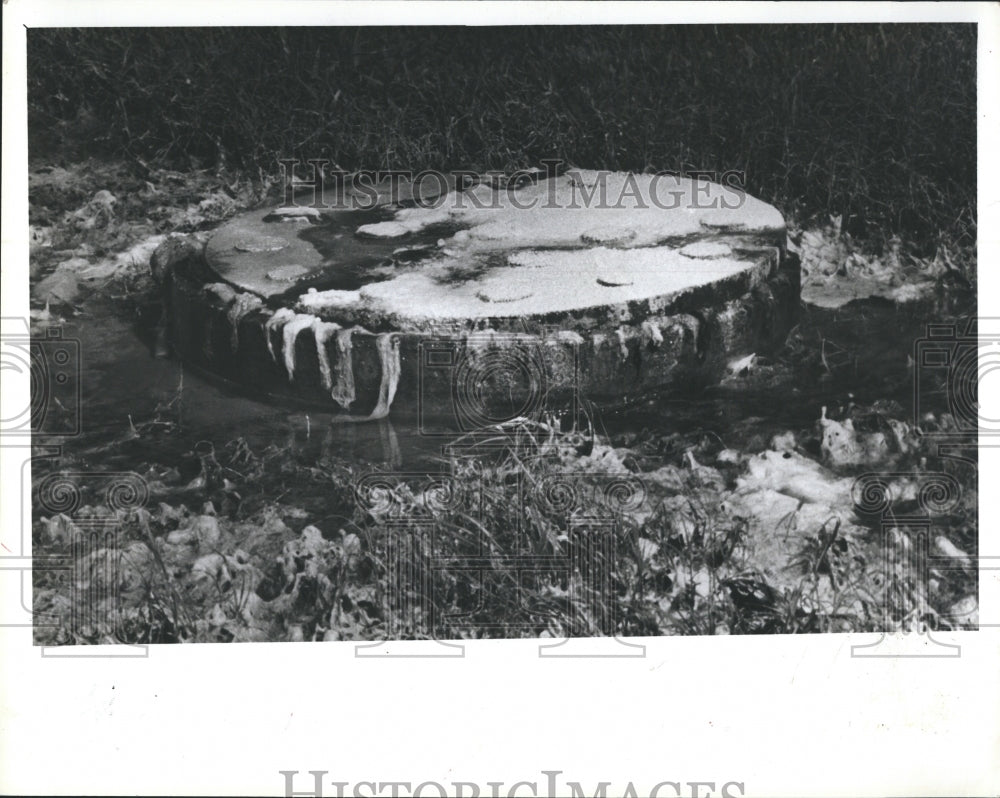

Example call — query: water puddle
[52,291,966,486]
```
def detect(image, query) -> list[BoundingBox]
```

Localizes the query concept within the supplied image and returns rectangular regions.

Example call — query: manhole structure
[161,170,800,425]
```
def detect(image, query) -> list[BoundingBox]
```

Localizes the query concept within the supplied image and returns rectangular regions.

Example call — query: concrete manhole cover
[162,169,799,420]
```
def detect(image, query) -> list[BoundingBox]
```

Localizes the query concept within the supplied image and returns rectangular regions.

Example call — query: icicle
[205,283,238,305]
[265,308,296,363]
[615,326,630,360]
[331,333,401,424]
[282,314,318,381]
[367,333,402,420]
[640,320,663,348]
[227,292,264,351]
[726,352,756,375]
[330,327,359,410]
[311,318,342,393]
[378,418,402,468]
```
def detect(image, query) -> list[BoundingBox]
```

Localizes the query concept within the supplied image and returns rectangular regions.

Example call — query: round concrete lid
[204,170,786,330]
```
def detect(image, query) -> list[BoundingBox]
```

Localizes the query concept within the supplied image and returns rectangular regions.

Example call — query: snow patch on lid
[267,264,310,281]
[298,288,364,312]
[679,241,733,259]
[356,221,410,238]
[234,235,287,253]
[267,206,321,219]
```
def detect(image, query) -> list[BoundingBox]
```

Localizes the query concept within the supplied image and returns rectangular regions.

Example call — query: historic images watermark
[0,316,81,439]
[1,315,149,655]
[416,325,581,440]
[279,769,746,798]
[848,317,994,657]
[276,158,748,212]
[1,316,80,632]
[32,469,151,654]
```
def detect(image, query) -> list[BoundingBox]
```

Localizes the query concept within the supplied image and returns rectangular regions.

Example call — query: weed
[29,25,976,247]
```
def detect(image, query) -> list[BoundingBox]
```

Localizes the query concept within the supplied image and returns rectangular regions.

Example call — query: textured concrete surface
[162,171,799,420]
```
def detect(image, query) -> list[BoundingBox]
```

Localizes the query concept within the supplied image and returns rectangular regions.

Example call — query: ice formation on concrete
[331,333,400,423]
[298,288,363,313]
[281,314,319,380]
[233,234,287,253]
[641,319,664,347]
[311,319,342,395]
[266,264,310,282]
[265,308,296,362]
[206,282,238,304]
[615,327,630,359]
[331,328,360,410]
[226,292,264,351]
[262,309,366,408]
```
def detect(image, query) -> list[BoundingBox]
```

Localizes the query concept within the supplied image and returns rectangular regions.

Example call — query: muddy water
[602,298,956,448]
[51,292,967,486]
[60,298,445,472]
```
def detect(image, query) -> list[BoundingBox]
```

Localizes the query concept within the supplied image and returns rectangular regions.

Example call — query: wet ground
[50,289,966,481]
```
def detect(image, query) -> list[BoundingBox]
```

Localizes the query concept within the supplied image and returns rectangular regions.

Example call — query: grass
[32,410,979,644]
[28,24,976,247]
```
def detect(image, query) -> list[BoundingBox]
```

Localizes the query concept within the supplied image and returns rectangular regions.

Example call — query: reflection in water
[378,419,403,468]
[52,293,969,483]
[317,419,400,468]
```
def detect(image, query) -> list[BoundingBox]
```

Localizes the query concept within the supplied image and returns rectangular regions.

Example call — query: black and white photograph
[2,2,998,796]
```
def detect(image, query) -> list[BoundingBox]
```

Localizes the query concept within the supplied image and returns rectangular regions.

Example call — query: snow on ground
[791,215,953,308]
